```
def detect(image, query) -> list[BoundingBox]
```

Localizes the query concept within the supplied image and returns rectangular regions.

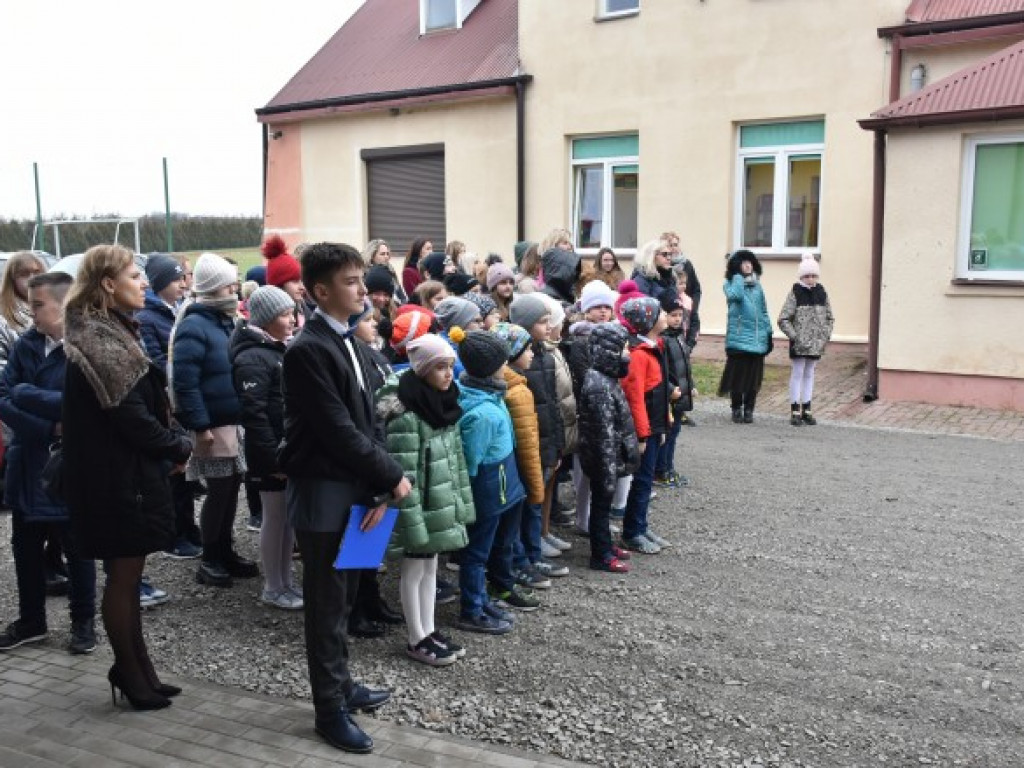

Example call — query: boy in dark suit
[278,242,411,755]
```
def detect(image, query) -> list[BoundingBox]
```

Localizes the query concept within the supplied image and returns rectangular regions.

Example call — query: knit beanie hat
[534,292,565,331]
[614,279,646,325]
[580,280,617,313]
[621,296,662,336]
[262,235,301,288]
[464,292,497,320]
[247,285,296,329]
[192,252,238,295]
[246,265,267,286]
[434,297,481,331]
[513,242,534,269]
[797,252,820,279]
[421,253,448,281]
[407,333,456,377]
[658,289,682,314]
[144,253,184,294]
[443,272,479,296]
[457,330,508,379]
[391,309,433,353]
[365,264,395,295]
[491,322,532,362]
[486,263,515,290]
[509,293,549,331]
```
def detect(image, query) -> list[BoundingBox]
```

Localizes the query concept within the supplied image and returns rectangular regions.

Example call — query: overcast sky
[0,0,364,221]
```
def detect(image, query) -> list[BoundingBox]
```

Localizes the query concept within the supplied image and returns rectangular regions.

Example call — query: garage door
[364,144,446,256]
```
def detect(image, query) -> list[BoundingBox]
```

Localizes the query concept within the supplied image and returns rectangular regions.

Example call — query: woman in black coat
[63,244,193,711]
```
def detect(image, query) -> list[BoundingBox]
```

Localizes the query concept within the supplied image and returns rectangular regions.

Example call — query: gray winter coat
[777,283,834,359]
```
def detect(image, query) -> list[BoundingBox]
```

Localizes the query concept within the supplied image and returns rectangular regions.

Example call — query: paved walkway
[0,644,588,768]
[692,338,1024,441]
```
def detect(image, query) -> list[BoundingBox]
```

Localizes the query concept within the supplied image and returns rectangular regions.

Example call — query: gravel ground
[3,400,1024,767]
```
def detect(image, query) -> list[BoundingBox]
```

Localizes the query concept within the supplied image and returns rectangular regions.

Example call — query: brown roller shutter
[365,146,446,256]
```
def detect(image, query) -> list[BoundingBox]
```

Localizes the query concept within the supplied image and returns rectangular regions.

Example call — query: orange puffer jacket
[502,366,545,505]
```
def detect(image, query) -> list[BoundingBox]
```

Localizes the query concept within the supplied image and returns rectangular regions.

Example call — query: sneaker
[533,559,569,578]
[610,506,625,520]
[196,561,233,588]
[436,578,458,605]
[246,515,262,532]
[610,522,621,535]
[406,636,457,667]
[457,613,512,635]
[286,583,303,599]
[430,630,467,659]
[590,557,630,573]
[653,474,676,488]
[490,586,540,612]
[69,619,97,655]
[0,620,47,651]
[515,566,551,591]
[444,560,460,573]
[650,490,659,501]
[644,530,673,549]
[610,546,632,561]
[540,538,562,559]
[261,589,304,610]
[483,600,515,625]
[621,535,660,555]
[163,537,202,559]
[139,578,170,608]
[543,533,571,552]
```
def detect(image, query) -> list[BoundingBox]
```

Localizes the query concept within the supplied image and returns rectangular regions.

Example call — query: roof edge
[859,104,1024,130]
[256,74,532,118]
[879,10,1024,37]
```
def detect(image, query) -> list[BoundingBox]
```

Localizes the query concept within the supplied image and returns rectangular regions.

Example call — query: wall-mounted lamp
[270,130,283,140]
[910,64,927,93]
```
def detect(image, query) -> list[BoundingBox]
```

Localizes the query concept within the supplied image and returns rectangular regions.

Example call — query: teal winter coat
[378,382,476,556]
[723,274,772,355]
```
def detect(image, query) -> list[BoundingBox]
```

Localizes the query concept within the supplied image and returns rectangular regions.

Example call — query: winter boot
[742,405,754,424]
[801,402,817,426]
[790,403,803,426]
[731,407,743,424]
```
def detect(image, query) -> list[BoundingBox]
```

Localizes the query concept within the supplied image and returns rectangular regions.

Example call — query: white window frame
[570,151,639,257]
[734,130,824,256]
[419,0,481,34]
[957,133,1024,281]
[596,0,640,21]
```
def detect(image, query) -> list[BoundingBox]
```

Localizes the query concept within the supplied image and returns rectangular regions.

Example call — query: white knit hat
[534,293,565,331]
[193,252,238,295]
[580,280,617,312]
[407,334,455,376]
[797,252,820,279]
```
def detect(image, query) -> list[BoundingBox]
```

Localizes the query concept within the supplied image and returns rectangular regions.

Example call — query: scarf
[197,295,239,316]
[459,372,508,395]
[397,369,462,430]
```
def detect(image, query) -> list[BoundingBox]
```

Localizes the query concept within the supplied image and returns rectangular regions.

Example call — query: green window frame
[570,135,639,253]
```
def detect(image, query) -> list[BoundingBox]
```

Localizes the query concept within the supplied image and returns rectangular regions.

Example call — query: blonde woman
[0,252,46,372]
[362,239,407,304]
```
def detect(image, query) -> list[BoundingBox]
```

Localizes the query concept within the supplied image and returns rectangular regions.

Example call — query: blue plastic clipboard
[333,505,399,570]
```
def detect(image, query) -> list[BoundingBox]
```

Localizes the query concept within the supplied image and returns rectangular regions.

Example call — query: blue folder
[333,505,399,570]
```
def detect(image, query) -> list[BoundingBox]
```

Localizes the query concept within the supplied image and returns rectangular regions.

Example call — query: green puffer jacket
[377,384,476,557]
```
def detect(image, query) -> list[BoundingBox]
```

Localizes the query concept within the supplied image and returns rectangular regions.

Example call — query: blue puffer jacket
[458,382,525,518]
[0,329,66,521]
[723,274,772,355]
[170,302,241,431]
[136,289,176,370]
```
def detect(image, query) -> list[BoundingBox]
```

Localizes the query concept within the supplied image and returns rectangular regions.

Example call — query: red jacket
[621,339,670,439]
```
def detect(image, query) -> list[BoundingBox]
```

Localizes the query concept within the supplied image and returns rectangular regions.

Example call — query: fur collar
[64,308,150,409]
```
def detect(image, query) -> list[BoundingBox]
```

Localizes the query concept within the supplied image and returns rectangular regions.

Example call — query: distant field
[176,248,263,278]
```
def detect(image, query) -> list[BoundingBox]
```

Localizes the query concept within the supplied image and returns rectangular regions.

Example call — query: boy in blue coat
[0,272,97,655]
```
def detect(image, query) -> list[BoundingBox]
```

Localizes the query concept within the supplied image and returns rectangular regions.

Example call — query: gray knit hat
[434,297,481,331]
[464,292,498,319]
[509,293,549,331]
[247,285,296,329]
[457,330,508,379]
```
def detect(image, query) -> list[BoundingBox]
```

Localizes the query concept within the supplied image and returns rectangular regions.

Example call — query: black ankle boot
[790,403,802,426]
[742,405,754,424]
[801,402,817,425]
[731,407,743,424]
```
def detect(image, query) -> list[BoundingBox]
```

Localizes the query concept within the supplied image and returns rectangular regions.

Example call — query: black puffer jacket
[561,320,595,402]
[578,323,640,495]
[662,326,694,415]
[524,340,565,471]
[229,322,286,491]
[540,248,582,305]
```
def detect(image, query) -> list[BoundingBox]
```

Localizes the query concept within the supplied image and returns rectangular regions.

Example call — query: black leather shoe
[347,684,390,713]
[315,710,373,754]
[347,617,385,639]
[364,600,403,626]
[224,552,259,579]
[196,561,233,588]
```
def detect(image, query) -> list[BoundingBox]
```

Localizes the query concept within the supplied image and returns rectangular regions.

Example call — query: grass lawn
[176,248,263,278]
[692,359,787,400]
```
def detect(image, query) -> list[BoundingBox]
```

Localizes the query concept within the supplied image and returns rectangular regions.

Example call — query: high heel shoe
[107,666,172,711]
[154,682,182,698]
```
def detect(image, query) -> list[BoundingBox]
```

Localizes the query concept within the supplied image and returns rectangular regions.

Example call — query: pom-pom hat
[456,330,508,379]
[262,235,301,288]
[797,252,820,279]
[620,296,662,336]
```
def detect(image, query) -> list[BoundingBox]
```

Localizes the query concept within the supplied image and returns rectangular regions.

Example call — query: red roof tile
[261,0,519,114]
[862,38,1024,126]
[905,0,1024,23]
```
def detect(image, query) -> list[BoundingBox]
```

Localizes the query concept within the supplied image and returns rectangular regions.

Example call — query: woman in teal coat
[377,334,475,667]
[718,250,773,424]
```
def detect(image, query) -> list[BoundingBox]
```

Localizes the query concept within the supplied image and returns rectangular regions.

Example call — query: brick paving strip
[692,338,1024,441]
[0,645,590,768]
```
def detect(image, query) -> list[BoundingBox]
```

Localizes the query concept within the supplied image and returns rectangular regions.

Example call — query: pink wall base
[880,369,1024,411]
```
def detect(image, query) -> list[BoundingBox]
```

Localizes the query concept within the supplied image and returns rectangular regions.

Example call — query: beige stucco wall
[879,122,1024,379]
[296,96,518,256]
[898,38,1024,98]
[519,0,908,342]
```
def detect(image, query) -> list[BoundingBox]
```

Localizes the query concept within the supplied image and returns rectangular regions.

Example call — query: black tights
[103,556,164,693]
[730,391,758,411]
[200,474,242,564]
